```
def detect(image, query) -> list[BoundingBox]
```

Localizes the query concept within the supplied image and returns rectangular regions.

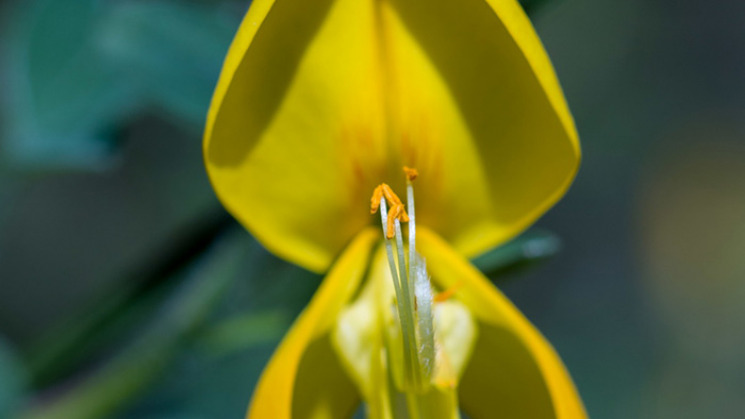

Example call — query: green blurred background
[1,0,744,418]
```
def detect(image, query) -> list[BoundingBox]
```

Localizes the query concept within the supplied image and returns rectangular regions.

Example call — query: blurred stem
[25,210,233,387]
[17,229,245,419]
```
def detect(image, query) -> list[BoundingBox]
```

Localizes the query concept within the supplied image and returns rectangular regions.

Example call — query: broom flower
[203,0,585,417]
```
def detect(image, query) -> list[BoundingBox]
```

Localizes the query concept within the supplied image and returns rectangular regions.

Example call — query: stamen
[387,204,405,239]
[380,183,403,209]
[371,184,409,239]
[378,198,414,383]
[368,168,436,393]
[370,185,384,214]
[392,213,420,388]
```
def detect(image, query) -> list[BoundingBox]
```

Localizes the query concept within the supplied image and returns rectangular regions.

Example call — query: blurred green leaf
[97,1,238,126]
[0,0,237,171]
[1,0,137,170]
[471,230,562,276]
[0,337,26,418]
[24,278,155,387]
[18,229,247,419]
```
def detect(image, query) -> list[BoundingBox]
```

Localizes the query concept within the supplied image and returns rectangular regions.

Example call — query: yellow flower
[203,0,585,417]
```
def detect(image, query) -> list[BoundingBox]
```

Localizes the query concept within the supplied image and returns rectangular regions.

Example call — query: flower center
[332,167,477,418]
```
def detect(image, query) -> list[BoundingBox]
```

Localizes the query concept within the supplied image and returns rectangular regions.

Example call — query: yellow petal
[247,228,378,419]
[432,300,478,388]
[331,248,395,419]
[417,228,586,419]
[205,0,579,272]
[205,0,384,272]
[331,277,380,402]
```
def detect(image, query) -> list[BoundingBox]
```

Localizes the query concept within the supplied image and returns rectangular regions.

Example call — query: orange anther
[403,166,418,181]
[371,184,409,217]
[399,210,410,223]
[370,185,384,214]
[384,203,410,238]
[386,204,400,238]
[380,184,403,208]
[433,281,463,303]
[370,184,409,238]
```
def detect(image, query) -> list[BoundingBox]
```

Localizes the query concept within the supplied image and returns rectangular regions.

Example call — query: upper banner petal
[387,0,581,258]
[204,0,579,271]
[205,0,386,272]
